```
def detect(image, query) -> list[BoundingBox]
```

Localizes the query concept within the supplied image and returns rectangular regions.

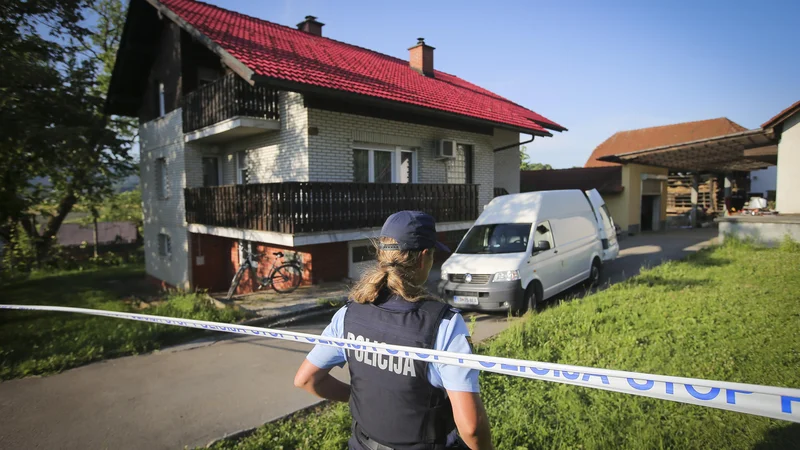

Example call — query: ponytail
[350,237,430,303]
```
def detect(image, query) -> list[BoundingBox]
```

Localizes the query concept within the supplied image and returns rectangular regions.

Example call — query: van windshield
[456,223,532,254]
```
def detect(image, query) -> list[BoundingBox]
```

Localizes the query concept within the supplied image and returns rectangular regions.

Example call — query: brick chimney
[409,38,435,76]
[297,15,324,36]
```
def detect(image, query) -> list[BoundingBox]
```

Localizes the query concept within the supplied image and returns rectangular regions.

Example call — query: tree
[520,146,553,171]
[0,0,135,265]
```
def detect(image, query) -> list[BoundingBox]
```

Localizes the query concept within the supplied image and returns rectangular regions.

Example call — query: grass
[206,239,800,450]
[0,264,248,380]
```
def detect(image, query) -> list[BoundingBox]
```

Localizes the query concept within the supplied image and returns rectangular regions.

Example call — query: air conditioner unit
[437,139,456,159]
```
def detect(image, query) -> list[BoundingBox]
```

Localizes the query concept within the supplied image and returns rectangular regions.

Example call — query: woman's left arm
[294,359,351,402]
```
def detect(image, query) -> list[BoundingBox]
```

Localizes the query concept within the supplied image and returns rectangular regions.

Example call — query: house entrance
[641,195,661,231]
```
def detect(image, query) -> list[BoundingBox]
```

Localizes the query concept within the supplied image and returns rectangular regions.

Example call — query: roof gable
[584,118,748,168]
[762,99,800,131]
[126,0,563,135]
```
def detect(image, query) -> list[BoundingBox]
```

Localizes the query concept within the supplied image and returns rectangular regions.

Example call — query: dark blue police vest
[343,294,456,450]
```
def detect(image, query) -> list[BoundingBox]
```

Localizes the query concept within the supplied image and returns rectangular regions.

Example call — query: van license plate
[453,296,479,305]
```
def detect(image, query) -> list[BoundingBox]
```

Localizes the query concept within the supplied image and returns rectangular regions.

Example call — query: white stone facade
[306,107,507,208]
[139,109,192,289]
[492,128,522,194]
[141,91,526,287]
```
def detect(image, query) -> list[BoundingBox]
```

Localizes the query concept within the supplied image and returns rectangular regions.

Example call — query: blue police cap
[378,211,451,254]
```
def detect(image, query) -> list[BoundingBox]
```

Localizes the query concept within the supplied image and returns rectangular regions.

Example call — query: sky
[197,0,798,168]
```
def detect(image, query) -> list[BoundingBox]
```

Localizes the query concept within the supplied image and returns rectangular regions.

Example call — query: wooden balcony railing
[182,73,279,133]
[185,182,480,234]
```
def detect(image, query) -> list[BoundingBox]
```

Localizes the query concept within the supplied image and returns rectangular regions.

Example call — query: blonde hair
[350,237,431,303]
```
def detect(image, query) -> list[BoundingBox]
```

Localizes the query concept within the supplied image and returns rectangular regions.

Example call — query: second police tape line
[2,303,799,423]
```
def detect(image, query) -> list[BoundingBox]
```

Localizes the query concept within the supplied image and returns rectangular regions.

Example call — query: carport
[599,128,778,228]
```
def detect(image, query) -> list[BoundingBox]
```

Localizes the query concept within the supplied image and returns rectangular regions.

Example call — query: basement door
[348,240,377,281]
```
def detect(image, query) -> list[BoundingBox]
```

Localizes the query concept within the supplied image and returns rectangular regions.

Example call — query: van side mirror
[533,240,551,253]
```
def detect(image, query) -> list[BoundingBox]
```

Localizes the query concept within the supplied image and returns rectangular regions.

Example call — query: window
[202,157,220,187]
[157,81,166,117]
[533,221,555,251]
[456,223,531,254]
[447,143,474,184]
[198,67,218,87]
[158,233,172,259]
[155,157,168,199]
[352,147,416,183]
[352,245,376,263]
[353,149,369,182]
[236,152,248,184]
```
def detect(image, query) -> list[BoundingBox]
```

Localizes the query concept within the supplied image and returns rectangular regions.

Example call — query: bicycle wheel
[271,264,302,293]
[226,267,246,300]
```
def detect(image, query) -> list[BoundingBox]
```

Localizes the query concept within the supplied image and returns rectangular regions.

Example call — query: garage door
[348,240,377,280]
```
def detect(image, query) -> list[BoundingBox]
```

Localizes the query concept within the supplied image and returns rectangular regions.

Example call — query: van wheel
[530,281,544,312]
[587,258,602,287]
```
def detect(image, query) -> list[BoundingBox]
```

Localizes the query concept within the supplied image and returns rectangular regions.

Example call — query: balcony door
[353,146,416,183]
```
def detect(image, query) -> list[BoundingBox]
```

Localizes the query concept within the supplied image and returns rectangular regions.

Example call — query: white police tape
[3,303,799,423]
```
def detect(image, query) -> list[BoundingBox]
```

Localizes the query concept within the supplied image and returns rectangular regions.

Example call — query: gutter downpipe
[493,135,534,153]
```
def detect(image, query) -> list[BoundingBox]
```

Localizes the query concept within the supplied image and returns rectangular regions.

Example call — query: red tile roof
[155,0,563,135]
[762,99,800,130]
[584,118,748,168]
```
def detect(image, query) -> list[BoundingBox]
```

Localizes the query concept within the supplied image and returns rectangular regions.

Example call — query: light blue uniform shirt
[306,305,480,393]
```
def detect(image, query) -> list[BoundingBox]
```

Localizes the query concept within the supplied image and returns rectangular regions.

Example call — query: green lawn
[0,265,247,380]
[207,239,800,450]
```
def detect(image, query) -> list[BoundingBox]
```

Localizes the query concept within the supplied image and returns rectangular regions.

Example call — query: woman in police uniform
[294,211,494,450]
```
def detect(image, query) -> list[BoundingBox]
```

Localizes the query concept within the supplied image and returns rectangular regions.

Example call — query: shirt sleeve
[305,305,348,369]
[428,311,480,393]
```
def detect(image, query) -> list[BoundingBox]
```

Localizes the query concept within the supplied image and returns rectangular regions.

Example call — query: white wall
[219,92,309,184]
[305,108,497,209]
[139,109,191,289]
[749,166,777,197]
[493,128,521,194]
[776,111,800,214]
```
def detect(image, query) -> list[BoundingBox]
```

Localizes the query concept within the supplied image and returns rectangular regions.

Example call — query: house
[106,0,565,292]
[522,118,759,234]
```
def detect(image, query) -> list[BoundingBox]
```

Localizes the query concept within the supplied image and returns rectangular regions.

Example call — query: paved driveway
[0,229,717,450]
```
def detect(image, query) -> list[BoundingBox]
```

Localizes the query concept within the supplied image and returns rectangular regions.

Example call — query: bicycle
[226,249,303,300]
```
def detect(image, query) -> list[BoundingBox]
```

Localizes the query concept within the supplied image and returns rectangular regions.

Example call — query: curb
[238,297,347,328]
[204,400,329,448]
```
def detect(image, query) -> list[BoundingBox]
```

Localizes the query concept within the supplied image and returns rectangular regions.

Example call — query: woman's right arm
[447,390,494,450]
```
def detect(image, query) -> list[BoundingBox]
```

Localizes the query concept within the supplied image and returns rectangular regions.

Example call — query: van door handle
[553,250,558,254]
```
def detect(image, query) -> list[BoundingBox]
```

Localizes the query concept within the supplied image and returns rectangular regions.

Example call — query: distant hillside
[116,174,140,193]
[26,174,140,194]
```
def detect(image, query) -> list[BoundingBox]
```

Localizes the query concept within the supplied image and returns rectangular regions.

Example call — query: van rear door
[585,189,619,261]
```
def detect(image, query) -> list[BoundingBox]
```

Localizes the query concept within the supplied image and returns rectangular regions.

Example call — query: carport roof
[597,128,778,172]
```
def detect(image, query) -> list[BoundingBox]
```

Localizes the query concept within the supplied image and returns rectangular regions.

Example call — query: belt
[356,429,395,450]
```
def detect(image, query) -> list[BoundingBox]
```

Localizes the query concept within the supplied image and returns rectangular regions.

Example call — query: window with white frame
[155,157,168,199]
[352,146,416,183]
[236,151,248,184]
[157,233,172,259]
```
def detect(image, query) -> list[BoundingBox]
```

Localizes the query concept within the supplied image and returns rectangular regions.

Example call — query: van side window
[534,221,555,249]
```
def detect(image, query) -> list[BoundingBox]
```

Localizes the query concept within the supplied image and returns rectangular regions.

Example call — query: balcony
[184,182,479,235]
[182,73,280,143]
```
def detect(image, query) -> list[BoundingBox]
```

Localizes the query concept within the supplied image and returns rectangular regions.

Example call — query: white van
[585,189,620,261]
[438,190,604,314]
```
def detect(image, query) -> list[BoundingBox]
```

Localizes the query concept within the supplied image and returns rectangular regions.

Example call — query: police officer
[294,211,494,450]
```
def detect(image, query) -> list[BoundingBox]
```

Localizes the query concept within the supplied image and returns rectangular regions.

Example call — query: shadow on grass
[682,251,731,268]
[625,275,712,291]
[752,423,800,450]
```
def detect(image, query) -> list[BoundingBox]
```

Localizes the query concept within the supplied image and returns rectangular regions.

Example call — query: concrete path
[0,228,718,450]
